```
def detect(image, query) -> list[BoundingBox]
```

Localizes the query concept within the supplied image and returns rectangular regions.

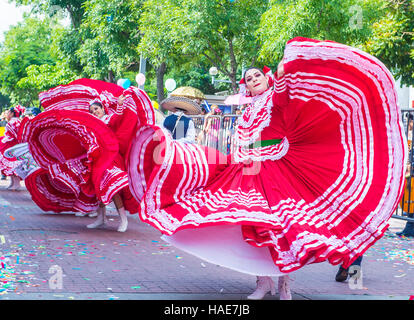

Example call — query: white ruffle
[234,88,274,147]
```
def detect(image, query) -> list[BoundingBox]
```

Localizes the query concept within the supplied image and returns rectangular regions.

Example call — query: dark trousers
[351,255,363,266]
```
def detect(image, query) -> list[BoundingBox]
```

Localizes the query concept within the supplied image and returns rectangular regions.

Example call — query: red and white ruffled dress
[127,38,407,276]
[0,117,24,177]
[21,79,155,214]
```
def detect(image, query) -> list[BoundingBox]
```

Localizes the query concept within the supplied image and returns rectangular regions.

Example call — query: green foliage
[0,17,58,105]
[17,61,77,99]
[14,0,86,28]
[138,0,188,67]
[257,0,383,63]
[167,63,218,94]
[52,28,86,75]
[363,0,414,86]
[77,0,143,80]
[0,93,11,112]
[3,0,413,106]
[139,0,269,94]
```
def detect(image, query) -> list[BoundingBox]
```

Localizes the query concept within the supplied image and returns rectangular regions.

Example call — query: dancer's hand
[118,95,126,106]
[277,58,285,78]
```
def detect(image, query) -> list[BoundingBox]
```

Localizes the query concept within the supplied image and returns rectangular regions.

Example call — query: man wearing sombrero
[160,86,204,144]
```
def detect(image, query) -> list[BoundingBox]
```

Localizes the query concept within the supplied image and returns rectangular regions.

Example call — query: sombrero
[160,96,203,115]
[170,87,205,100]
[160,87,205,115]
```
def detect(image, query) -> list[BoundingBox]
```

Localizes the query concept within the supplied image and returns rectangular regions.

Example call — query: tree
[0,17,58,105]
[13,0,86,29]
[363,0,414,86]
[14,0,145,84]
[256,0,383,64]
[138,0,190,103]
[139,0,269,97]
[181,0,270,93]
[16,61,77,101]
[11,0,89,96]
[76,0,143,82]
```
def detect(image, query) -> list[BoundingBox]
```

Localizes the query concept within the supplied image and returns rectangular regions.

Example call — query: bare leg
[87,203,106,229]
[7,175,21,190]
[113,193,128,232]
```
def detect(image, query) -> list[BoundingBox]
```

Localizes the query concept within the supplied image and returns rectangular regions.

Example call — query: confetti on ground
[385,249,414,266]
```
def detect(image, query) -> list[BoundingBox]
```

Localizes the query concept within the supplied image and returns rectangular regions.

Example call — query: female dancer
[127,38,406,300]
[20,79,154,232]
[87,100,129,232]
[0,105,25,190]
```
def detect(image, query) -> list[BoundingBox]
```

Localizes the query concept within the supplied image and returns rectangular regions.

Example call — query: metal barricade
[395,109,414,223]
[190,114,240,154]
[190,115,205,141]
[221,115,240,155]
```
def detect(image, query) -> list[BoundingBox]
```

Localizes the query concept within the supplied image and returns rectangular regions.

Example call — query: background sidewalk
[0,180,413,300]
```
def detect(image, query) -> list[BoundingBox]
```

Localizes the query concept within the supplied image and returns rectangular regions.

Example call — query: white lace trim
[234,88,274,146]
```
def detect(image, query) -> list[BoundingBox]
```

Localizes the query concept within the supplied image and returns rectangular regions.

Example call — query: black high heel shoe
[335,266,349,282]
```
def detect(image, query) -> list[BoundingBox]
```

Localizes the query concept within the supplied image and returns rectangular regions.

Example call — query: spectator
[0,111,7,126]
[160,96,202,144]
[202,105,222,149]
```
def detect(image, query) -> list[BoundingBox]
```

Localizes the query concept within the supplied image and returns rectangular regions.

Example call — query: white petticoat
[161,224,287,276]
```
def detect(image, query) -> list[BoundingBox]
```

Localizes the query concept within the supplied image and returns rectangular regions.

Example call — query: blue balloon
[122,79,131,89]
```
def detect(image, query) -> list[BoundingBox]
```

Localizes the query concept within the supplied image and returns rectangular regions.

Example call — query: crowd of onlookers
[192,104,245,152]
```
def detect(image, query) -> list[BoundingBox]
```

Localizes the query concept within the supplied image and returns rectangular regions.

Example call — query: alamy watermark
[349,5,363,30]
[149,126,264,176]
[48,265,63,290]
[348,265,363,290]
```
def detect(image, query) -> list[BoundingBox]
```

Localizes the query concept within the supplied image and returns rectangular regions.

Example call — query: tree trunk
[156,62,167,112]
[66,5,80,30]
[107,70,115,83]
[228,38,239,94]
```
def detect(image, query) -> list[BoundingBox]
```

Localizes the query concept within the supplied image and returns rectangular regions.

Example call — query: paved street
[0,179,413,301]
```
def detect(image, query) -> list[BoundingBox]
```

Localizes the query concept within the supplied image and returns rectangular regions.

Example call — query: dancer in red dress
[86,100,131,232]
[127,38,407,299]
[0,106,26,190]
[20,79,155,232]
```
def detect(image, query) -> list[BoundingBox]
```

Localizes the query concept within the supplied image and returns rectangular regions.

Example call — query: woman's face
[244,68,269,96]
[89,104,105,119]
[6,110,13,121]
